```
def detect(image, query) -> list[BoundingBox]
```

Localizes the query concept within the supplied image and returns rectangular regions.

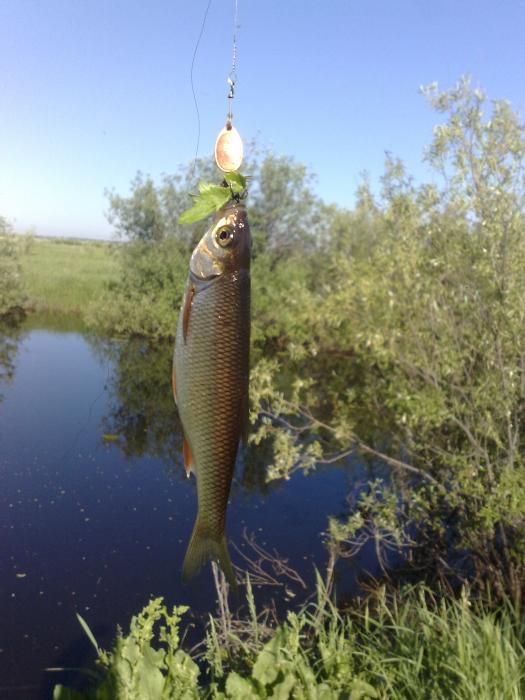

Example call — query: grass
[19,236,118,315]
[53,581,525,699]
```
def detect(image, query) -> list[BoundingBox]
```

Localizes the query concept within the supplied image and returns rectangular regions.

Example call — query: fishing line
[64,3,214,454]
[227,0,239,127]
[189,0,213,182]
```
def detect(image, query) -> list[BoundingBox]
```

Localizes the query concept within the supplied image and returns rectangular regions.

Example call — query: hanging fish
[173,199,251,589]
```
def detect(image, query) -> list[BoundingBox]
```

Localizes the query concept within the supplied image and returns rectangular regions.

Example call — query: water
[0,319,381,697]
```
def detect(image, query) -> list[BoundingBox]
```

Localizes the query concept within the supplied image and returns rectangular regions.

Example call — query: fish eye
[216,226,234,247]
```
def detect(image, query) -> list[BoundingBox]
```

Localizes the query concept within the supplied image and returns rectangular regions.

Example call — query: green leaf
[135,645,165,699]
[179,173,248,225]
[197,183,233,207]
[224,172,247,194]
[272,673,297,699]
[177,197,218,225]
[178,187,231,225]
[252,648,278,686]
[225,672,256,697]
[76,613,100,654]
[349,679,379,699]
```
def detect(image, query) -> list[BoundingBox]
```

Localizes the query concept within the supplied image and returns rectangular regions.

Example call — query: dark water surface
[0,321,379,697]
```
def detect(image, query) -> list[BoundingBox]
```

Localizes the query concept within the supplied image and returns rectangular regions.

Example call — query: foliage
[54,584,525,699]
[247,77,525,602]
[0,216,25,316]
[53,599,199,700]
[94,150,326,338]
[178,172,248,225]
[86,236,187,338]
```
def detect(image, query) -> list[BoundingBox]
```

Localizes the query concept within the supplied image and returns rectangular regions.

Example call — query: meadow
[19,235,118,315]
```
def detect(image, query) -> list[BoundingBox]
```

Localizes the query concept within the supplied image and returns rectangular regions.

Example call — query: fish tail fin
[182,519,237,592]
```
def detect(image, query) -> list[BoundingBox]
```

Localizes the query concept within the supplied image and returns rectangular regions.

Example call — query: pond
[0,317,384,698]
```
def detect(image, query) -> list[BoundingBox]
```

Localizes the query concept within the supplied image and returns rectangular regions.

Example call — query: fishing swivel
[226,77,235,129]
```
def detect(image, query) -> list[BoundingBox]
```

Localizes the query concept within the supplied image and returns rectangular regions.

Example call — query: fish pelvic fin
[182,519,237,592]
[182,436,194,478]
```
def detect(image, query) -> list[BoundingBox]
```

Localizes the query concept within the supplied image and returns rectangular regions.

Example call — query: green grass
[19,236,118,315]
[54,583,525,699]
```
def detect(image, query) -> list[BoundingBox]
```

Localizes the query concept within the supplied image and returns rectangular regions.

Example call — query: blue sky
[1,0,524,239]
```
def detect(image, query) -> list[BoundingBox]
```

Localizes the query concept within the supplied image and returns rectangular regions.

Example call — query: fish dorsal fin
[182,283,196,342]
[183,436,195,478]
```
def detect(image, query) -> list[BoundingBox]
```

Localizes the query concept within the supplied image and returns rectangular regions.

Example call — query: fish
[173,199,251,589]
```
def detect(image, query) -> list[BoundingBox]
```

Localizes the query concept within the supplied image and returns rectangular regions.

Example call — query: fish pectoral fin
[183,436,195,478]
[182,282,196,342]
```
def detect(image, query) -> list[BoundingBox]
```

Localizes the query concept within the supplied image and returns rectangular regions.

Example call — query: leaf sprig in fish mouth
[178,172,248,225]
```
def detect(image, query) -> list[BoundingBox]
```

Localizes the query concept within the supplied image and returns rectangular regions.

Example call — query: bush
[0,217,25,317]
[249,78,525,602]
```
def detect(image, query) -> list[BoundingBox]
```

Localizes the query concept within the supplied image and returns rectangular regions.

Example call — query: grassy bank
[19,236,118,315]
[54,583,525,699]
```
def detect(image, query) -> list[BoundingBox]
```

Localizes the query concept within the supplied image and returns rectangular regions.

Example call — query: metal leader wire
[214,0,243,172]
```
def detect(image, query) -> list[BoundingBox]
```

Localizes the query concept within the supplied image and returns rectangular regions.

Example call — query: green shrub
[0,217,25,316]
[249,78,525,602]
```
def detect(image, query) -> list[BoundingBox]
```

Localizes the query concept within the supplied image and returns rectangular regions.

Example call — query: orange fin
[183,436,194,478]
[172,369,177,404]
[182,283,196,342]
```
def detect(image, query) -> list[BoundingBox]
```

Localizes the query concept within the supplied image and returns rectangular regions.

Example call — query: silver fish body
[173,200,251,587]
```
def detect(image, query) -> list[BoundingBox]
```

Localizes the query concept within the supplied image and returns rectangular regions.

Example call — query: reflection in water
[0,318,23,400]
[89,337,183,470]
[89,336,279,497]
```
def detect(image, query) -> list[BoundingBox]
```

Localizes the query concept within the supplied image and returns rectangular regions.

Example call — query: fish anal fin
[183,436,194,478]
[182,283,196,342]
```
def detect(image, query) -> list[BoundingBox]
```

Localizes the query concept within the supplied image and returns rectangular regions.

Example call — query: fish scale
[173,202,251,588]
[182,273,245,521]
